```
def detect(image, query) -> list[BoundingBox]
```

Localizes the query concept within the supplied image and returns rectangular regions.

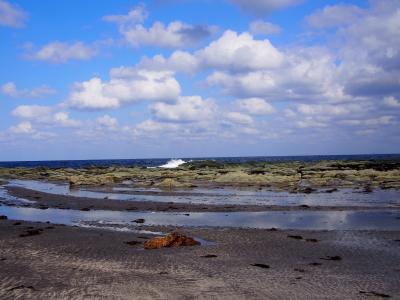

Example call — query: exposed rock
[144,232,200,249]
[320,255,342,261]
[132,218,145,224]
[251,263,270,269]
[299,204,310,209]
[288,235,303,240]
[158,178,180,189]
[305,238,318,243]
[359,291,391,298]
[19,229,42,237]
[302,187,315,194]
[125,240,141,246]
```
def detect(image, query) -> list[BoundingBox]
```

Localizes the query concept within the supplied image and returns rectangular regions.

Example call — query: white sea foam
[158,159,186,168]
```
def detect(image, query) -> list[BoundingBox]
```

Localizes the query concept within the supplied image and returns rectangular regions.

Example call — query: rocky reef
[0,159,399,191]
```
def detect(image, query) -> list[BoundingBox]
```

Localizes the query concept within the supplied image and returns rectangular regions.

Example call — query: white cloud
[9,121,34,134]
[225,112,253,124]
[138,51,199,73]
[1,82,18,97]
[207,70,277,98]
[151,96,216,122]
[12,105,80,128]
[103,4,148,25]
[28,42,98,63]
[384,96,400,108]
[306,4,365,29]
[249,20,281,36]
[236,98,275,115]
[104,5,215,49]
[67,70,180,110]
[296,104,361,116]
[67,78,119,110]
[12,105,52,119]
[7,121,56,140]
[0,0,27,28]
[229,0,301,15]
[199,30,283,71]
[340,116,396,126]
[1,81,55,98]
[96,115,118,129]
[118,21,215,49]
[135,120,180,133]
[53,112,81,127]
[137,30,284,73]
[296,118,327,129]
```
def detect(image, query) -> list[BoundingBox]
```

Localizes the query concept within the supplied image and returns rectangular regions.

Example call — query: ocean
[0,154,399,169]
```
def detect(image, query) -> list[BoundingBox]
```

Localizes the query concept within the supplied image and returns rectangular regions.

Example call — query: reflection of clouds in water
[0,205,399,230]
[7,179,400,206]
[0,186,33,204]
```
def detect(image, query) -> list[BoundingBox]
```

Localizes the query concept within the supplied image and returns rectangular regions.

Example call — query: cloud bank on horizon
[0,0,399,160]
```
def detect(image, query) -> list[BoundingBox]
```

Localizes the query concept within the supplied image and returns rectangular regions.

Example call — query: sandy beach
[1,219,399,299]
[0,159,399,299]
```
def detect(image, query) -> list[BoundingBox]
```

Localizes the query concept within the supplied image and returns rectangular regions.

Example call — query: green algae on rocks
[0,160,399,191]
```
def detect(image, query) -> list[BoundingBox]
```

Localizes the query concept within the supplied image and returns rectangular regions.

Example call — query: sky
[0,0,399,161]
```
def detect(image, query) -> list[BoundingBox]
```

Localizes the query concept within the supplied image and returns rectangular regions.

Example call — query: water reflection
[6,179,400,207]
[0,205,399,231]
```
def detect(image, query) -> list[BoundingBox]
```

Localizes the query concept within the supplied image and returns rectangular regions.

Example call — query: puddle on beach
[5,179,400,207]
[0,204,399,231]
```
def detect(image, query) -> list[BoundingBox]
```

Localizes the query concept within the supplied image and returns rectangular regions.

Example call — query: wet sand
[4,186,399,213]
[0,219,399,299]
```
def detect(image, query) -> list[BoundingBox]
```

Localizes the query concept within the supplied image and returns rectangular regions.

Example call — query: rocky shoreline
[1,159,399,191]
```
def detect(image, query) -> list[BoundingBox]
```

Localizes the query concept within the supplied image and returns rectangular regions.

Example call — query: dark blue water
[0,154,399,169]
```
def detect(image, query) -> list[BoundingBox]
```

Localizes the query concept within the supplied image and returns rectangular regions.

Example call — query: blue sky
[0,0,399,161]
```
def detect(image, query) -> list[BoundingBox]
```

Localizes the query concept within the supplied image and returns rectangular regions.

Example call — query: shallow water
[6,179,400,207]
[1,205,399,231]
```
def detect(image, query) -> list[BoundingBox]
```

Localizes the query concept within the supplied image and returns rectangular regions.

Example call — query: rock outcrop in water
[0,159,399,191]
[143,232,200,249]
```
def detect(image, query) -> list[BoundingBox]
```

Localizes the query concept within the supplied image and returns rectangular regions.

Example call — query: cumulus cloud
[0,0,27,28]
[341,116,396,126]
[120,22,215,49]
[229,0,302,15]
[9,121,34,134]
[27,42,99,63]
[96,115,118,129]
[151,96,216,122]
[306,4,364,29]
[103,4,148,25]
[136,30,284,73]
[135,119,180,133]
[104,5,215,49]
[236,98,275,115]
[138,51,199,73]
[67,70,180,110]
[225,112,253,124]
[199,30,283,71]
[384,96,400,108]
[249,20,282,36]
[12,105,80,127]
[1,82,55,98]
[7,121,56,140]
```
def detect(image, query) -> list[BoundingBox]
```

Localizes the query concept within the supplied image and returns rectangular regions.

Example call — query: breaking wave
[158,159,187,168]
